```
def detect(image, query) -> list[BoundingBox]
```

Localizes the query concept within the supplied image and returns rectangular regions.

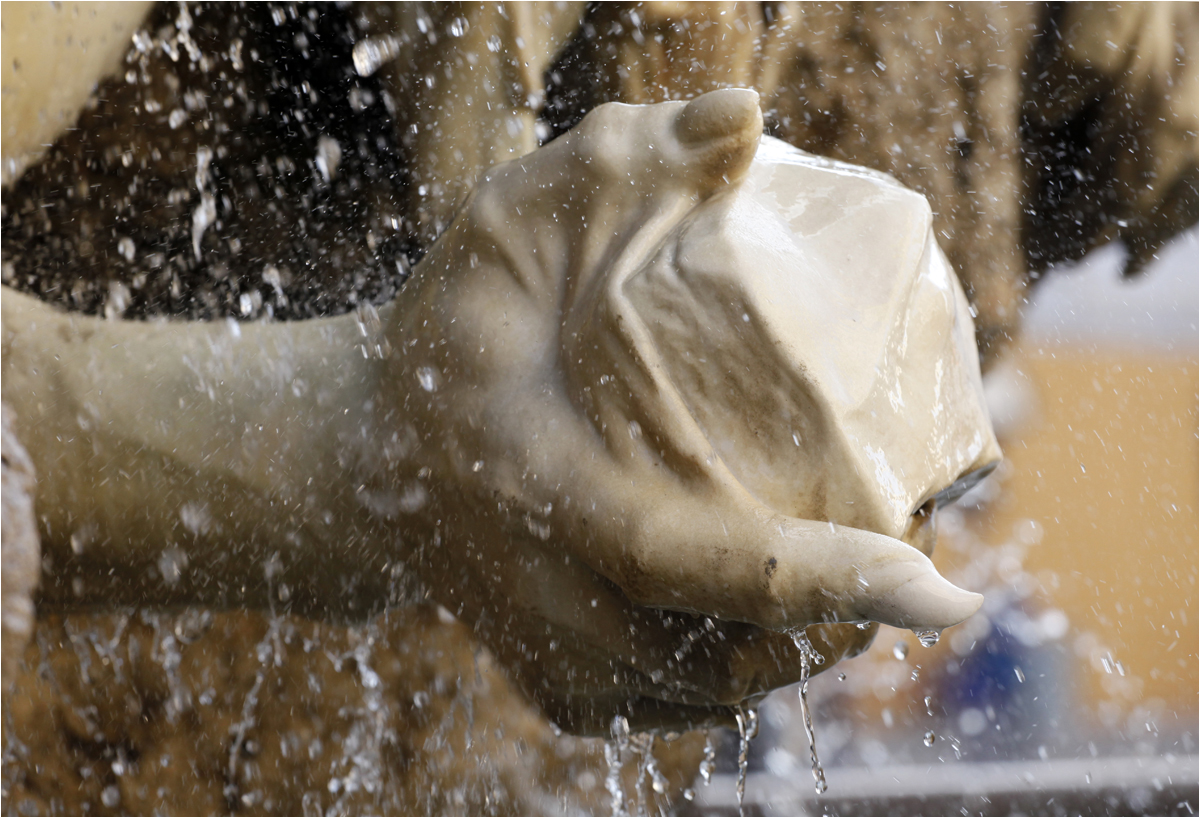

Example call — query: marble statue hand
[383,89,1000,731]
[0,89,999,735]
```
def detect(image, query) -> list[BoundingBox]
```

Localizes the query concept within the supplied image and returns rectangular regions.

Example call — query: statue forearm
[1,286,417,617]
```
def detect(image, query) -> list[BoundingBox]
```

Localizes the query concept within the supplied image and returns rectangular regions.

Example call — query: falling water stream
[733,706,759,816]
[790,628,828,796]
[604,716,630,816]
[602,715,677,817]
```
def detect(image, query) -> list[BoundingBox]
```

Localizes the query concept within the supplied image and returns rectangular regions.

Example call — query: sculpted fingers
[426,89,765,320]
[772,518,984,632]
[568,88,763,201]
[574,481,981,635]
[672,88,763,192]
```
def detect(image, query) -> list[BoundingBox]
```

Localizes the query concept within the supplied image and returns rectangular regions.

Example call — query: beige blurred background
[974,233,1197,714]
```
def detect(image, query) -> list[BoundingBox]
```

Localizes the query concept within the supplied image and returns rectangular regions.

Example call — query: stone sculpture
[2,5,1193,811]
[407,1,1197,359]
[0,2,152,185]
[2,89,999,733]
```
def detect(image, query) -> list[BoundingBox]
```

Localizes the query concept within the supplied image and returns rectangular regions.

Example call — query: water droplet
[683,788,695,801]
[179,502,212,535]
[649,761,668,794]
[1014,666,1025,683]
[168,108,188,129]
[958,707,987,736]
[416,366,438,392]
[923,730,936,747]
[924,695,934,716]
[70,527,90,555]
[101,785,121,807]
[117,236,137,262]
[856,622,871,630]
[892,641,909,660]
[352,35,401,77]
[315,135,342,183]
[837,672,846,681]
[698,731,716,786]
[914,629,941,648]
[104,280,131,320]
[157,547,188,585]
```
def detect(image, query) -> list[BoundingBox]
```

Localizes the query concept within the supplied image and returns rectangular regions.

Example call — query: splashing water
[628,731,669,809]
[328,629,393,813]
[225,615,282,805]
[147,611,193,722]
[605,715,630,816]
[734,706,759,816]
[791,628,829,795]
[315,135,342,183]
[698,730,716,786]
[191,146,216,261]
